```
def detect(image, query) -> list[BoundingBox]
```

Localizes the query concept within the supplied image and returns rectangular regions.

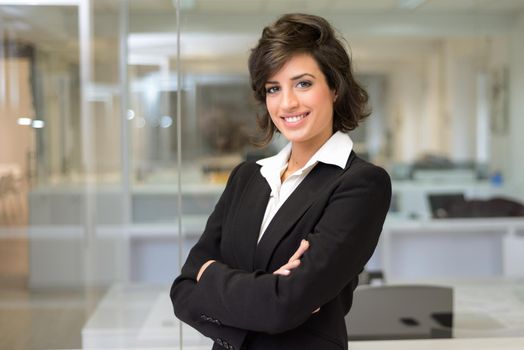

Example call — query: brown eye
[296,81,312,88]
[266,86,280,94]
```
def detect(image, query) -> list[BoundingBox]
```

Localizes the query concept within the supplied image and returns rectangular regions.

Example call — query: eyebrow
[265,73,316,85]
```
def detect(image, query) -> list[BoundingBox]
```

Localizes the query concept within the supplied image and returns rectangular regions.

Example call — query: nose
[281,88,299,111]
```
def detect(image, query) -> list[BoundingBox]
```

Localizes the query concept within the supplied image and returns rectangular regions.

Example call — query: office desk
[351,337,524,349]
[82,279,524,349]
[69,338,524,350]
[375,218,524,280]
[431,279,524,338]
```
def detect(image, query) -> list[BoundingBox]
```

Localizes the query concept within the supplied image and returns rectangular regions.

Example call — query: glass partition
[1,1,524,349]
[0,1,130,348]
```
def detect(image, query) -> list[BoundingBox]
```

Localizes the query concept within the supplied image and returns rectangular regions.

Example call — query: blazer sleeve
[170,162,248,349]
[187,163,391,334]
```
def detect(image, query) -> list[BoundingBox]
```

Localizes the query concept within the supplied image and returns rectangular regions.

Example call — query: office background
[1,0,524,349]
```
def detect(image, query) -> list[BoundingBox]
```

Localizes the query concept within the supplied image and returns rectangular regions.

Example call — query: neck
[287,132,334,172]
[288,148,313,170]
[281,141,323,183]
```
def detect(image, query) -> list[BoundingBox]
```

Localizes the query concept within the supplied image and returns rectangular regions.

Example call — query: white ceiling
[1,0,523,63]
[2,1,524,35]
[58,0,524,14]
[189,0,524,12]
[120,0,524,14]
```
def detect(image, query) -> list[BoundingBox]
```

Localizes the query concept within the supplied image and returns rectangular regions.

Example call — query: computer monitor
[428,193,465,218]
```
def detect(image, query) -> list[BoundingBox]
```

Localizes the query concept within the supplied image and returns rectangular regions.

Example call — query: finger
[281,259,301,271]
[288,240,309,262]
[273,269,290,276]
[272,259,300,275]
[197,260,216,282]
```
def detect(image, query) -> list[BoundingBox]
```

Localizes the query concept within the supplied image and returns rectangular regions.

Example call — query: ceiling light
[18,117,32,126]
[32,120,45,128]
[398,0,427,10]
[0,0,79,5]
[136,118,146,129]
[160,115,173,128]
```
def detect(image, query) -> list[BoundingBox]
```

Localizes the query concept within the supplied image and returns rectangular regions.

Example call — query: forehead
[267,53,323,81]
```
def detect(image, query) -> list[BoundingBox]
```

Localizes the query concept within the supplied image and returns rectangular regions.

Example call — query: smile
[282,112,309,123]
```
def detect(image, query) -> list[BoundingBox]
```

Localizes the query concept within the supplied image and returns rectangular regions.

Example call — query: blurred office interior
[1,0,524,349]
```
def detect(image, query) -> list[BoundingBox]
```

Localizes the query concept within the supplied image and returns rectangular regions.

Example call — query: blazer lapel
[253,162,345,271]
[230,171,270,271]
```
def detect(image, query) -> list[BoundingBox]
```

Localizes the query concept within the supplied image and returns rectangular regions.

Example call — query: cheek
[265,99,279,121]
[309,91,333,113]
[314,93,335,126]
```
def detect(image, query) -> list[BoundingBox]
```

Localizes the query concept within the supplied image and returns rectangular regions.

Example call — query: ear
[331,88,337,101]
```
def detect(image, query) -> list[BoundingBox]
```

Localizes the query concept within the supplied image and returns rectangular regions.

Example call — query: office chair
[346,285,453,340]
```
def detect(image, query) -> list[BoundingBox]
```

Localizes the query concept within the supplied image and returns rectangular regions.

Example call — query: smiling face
[264,53,336,150]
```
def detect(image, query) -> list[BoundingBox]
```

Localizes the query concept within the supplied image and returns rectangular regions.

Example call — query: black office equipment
[428,193,465,218]
[346,285,453,340]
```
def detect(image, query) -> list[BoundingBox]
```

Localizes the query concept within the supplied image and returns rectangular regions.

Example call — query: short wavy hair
[248,13,370,145]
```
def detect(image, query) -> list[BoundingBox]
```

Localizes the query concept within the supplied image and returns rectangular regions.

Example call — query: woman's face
[265,53,336,149]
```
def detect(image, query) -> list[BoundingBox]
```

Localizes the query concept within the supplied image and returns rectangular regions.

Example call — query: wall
[0,56,33,281]
[509,11,524,194]
[0,57,34,169]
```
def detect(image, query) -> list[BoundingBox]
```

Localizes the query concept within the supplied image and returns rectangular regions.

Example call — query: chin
[282,134,310,144]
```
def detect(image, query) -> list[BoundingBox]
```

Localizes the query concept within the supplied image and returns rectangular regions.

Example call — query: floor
[0,192,89,350]
[0,187,97,350]
[0,279,105,350]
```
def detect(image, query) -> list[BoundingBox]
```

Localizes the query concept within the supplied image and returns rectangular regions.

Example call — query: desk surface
[82,279,524,349]
[70,338,524,350]
[351,337,524,349]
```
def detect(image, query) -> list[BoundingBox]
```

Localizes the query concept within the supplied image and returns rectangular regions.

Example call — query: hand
[197,260,216,282]
[273,240,320,314]
[273,239,309,276]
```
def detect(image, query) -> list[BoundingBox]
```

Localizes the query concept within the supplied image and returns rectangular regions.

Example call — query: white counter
[351,337,524,350]
[69,337,524,350]
[374,217,524,281]
[82,279,524,349]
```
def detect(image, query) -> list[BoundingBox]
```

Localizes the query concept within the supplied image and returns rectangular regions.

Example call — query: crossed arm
[197,239,319,316]
[197,239,309,281]
[171,163,391,337]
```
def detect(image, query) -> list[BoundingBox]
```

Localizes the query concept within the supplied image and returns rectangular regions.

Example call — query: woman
[170,13,391,350]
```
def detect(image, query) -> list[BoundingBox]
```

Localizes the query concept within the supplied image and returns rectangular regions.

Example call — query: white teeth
[284,113,307,123]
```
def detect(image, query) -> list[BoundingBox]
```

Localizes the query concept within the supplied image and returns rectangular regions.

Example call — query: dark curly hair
[248,13,370,145]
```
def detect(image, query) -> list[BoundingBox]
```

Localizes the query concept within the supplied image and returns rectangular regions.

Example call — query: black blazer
[170,152,391,350]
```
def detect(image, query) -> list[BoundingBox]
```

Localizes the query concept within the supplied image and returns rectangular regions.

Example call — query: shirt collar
[311,131,353,170]
[256,131,353,178]
[257,142,291,186]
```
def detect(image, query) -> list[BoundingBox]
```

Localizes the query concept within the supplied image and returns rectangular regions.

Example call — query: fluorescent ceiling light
[17,117,32,126]
[160,115,173,128]
[136,118,146,129]
[0,0,79,5]
[398,0,427,10]
[32,120,45,128]
[128,32,258,58]
[172,0,195,10]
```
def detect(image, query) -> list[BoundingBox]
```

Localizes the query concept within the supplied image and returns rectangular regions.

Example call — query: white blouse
[255,131,354,243]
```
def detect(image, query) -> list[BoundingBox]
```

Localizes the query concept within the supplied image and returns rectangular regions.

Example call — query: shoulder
[224,160,261,188]
[340,153,391,192]
[229,160,260,179]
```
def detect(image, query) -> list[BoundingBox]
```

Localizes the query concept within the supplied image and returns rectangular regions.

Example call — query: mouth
[281,112,310,124]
